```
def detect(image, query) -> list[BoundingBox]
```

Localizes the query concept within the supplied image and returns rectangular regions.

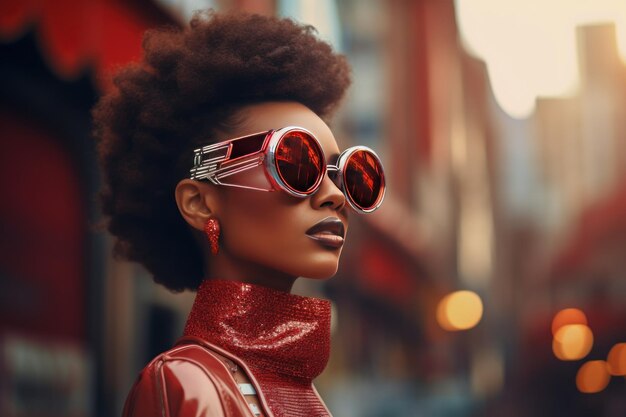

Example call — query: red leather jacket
[122,338,257,417]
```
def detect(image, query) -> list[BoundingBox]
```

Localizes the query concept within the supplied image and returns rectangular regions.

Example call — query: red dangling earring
[204,218,220,255]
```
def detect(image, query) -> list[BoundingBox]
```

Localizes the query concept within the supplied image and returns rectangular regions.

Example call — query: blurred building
[0,2,176,417]
[2,1,626,417]
[529,22,626,320]
[318,0,507,415]
[508,23,626,417]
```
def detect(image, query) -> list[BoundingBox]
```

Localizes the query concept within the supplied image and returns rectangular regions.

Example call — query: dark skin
[175,101,349,415]
[175,101,350,292]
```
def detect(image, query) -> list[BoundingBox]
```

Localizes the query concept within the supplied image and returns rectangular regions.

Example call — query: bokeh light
[607,343,626,376]
[576,360,611,393]
[551,308,588,336]
[436,290,483,331]
[552,324,593,361]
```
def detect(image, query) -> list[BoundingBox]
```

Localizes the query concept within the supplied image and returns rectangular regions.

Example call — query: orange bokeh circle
[436,291,483,331]
[576,360,611,393]
[607,343,626,376]
[551,308,587,336]
[552,324,593,361]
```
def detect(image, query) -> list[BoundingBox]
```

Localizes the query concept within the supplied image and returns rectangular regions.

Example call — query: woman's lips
[307,232,344,248]
[306,217,345,248]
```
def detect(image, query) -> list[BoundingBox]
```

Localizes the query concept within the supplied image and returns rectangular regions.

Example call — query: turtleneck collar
[183,279,332,417]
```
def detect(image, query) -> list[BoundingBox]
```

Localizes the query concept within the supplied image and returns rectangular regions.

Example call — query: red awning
[0,0,175,90]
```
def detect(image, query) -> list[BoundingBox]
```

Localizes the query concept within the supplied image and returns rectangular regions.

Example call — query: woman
[93,11,385,417]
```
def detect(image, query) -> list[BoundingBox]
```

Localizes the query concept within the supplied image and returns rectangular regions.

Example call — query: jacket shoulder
[122,344,249,417]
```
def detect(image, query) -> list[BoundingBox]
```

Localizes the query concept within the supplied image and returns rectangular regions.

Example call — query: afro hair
[93,11,352,291]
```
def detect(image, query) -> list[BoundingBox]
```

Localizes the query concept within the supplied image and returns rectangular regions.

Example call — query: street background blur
[1,0,625,416]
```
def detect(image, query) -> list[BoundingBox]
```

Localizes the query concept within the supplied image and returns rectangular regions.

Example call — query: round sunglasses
[189,126,385,213]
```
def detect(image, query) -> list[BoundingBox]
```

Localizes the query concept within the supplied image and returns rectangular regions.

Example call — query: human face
[211,102,349,284]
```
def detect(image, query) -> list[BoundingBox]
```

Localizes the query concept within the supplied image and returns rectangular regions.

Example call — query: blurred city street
[1,1,625,416]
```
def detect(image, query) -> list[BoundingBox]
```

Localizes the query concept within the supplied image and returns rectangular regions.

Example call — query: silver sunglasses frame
[334,145,386,213]
[189,126,385,212]
[190,126,321,197]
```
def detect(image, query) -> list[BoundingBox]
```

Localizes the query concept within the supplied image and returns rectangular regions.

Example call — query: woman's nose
[311,171,346,211]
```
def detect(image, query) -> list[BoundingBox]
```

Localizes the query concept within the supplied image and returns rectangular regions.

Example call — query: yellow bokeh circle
[436,290,483,331]
[552,324,593,361]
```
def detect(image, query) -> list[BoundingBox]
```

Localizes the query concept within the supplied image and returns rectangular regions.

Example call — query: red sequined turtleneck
[183,279,332,417]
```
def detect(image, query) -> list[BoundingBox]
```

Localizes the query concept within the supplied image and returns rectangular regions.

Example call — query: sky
[455,0,626,118]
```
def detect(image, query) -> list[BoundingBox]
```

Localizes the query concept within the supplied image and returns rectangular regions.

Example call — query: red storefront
[0,2,173,416]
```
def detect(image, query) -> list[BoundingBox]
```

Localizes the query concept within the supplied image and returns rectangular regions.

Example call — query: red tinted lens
[344,150,384,210]
[275,131,324,193]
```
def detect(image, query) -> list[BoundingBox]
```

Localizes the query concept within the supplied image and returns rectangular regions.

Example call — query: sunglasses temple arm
[191,150,264,181]
[195,153,276,192]
[208,182,275,192]
[214,155,264,178]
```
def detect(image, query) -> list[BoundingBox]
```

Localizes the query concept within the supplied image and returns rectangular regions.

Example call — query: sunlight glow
[455,0,626,118]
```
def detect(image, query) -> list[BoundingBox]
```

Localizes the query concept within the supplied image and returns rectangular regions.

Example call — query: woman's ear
[175,179,221,231]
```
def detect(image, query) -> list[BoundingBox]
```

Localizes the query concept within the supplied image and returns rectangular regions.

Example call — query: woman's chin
[299,262,340,280]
